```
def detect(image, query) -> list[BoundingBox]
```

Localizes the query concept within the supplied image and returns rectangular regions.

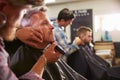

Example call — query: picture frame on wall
[70,9,93,41]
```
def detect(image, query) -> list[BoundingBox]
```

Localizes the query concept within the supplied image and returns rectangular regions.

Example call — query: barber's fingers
[17,27,43,42]
[74,37,81,45]
[29,28,44,45]
[49,42,57,50]
[43,42,62,63]
[43,43,56,55]
[43,42,57,55]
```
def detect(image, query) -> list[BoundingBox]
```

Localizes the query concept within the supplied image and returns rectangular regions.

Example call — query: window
[94,13,120,42]
[45,0,55,3]
[95,13,120,32]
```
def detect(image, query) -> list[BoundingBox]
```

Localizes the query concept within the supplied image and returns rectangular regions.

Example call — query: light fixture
[45,0,55,3]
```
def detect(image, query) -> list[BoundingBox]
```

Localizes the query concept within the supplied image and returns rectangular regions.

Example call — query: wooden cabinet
[94,41,115,65]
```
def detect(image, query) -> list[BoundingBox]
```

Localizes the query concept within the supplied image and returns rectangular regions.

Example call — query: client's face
[29,11,54,49]
[84,31,92,44]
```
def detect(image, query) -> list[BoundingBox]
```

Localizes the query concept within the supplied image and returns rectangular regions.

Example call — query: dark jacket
[67,45,91,79]
[10,44,87,80]
[67,45,111,80]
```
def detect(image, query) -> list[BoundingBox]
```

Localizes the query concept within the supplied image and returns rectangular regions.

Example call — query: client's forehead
[31,11,46,19]
[37,12,51,24]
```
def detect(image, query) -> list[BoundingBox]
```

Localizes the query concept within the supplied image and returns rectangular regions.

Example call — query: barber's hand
[74,37,81,45]
[43,42,62,63]
[16,27,43,49]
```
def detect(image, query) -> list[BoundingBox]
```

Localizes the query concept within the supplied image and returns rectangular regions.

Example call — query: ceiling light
[45,0,55,3]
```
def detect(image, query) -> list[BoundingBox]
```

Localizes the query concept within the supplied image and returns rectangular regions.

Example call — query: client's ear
[80,34,86,40]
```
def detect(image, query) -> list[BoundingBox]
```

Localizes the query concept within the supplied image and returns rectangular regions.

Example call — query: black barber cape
[10,44,87,80]
[67,45,110,80]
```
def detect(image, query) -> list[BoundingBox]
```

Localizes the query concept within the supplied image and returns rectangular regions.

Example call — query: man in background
[53,8,81,59]
[67,26,120,80]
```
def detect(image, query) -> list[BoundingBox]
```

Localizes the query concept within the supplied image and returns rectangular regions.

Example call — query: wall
[46,0,120,42]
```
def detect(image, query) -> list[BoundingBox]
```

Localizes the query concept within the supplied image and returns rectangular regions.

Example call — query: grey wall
[46,0,120,42]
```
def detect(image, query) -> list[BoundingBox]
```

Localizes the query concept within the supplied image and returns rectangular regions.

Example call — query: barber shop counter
[94,41,115,66]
